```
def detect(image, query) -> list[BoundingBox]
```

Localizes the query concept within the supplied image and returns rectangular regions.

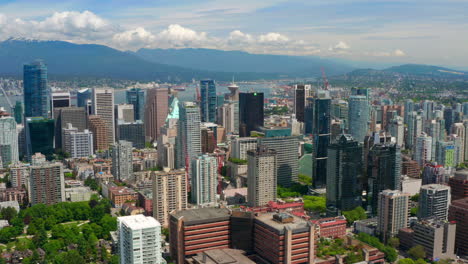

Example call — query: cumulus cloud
[258,32,289,43]
[112,27,156,49]
[364,49,407,57]
[228,30,254,45]
[328,41,351,54]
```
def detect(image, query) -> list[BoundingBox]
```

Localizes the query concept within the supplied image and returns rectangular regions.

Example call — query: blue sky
[0,0,467,68]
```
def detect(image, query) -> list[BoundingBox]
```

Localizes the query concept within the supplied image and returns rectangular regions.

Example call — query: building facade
[348,95,370,143]
[419,184,451,220]
[111,140,133,181]
[239,92,264,137]
[145,88,168,142]
[126,88,145,121]
[24,61,50,118]
[0,117,19,167]
[377,190,410,243]
[191,154,218,206]
[200,80,217,123]
[62,124,94,158]
[247,146,277,207]
[92,88,115,146]
[29,162,65,205]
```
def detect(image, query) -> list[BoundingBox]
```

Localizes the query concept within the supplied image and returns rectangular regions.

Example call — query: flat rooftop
[172,208,231,225]
[190,249,255,264]
[119,214,160,230]
[255,212,311,235]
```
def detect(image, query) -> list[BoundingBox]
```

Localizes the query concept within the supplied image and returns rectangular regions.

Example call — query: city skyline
[0,1,468,69]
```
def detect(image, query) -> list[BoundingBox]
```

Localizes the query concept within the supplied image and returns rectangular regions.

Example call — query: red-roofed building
[241,200,306,216]
[312,216,347,238]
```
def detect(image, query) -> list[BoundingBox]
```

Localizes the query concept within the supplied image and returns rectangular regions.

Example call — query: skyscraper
[452,123,466,162]
[258,136,299,187]
[367,143,401,215]
[62,124,93,158]
[414,133,432,166]
[145,88,168,142]
[24,61,50,118]
[13,101,22,125]
[118,215,163,264]
[294,84,311,122]
[348,95,370,143]
[200,79,217,123]
[239,92,264,137]
[87,115,109,151]
[29,162,65,205]
[231,137,258,160]
[404,99,415,125]
[436,140,460,168]
[377,190,410,243]
[77,88,91,108]
[388,116,404,147]
[191,154,218,206]
[448,198,468,256]
[25,117,55,160]
[114,104,134,123]
[406,111,422,149]
[0,117,19,168]
[326,134,363,216]
[92,88,115,146]
[306,95,331,188]
[51,92,71,112]
[116,120,145,149]
[152,169,187,226]
[126,88,145,121]
[419,184,451,220]
[443,108,454,135]
[247,146,277,207]
[111,140,133,181]
[53,107,87,149]
[176,102,201,173]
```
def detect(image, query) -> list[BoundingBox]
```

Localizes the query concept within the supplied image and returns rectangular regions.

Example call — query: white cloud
[156,24,210,48]
[258,32,289,43]
[393,49,406,57]
[112,27,156,49]
[228,30,254,45]
[328,41,351,53]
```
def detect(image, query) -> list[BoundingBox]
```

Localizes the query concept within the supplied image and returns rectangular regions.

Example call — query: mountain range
[0,39,466,83]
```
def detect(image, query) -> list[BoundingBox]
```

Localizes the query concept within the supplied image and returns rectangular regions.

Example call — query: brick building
[254,213,316,264]
[312,216,347,239]
[170,208,231,264]
[448,198,468,257]
[449,170,468,201]
[108,186,138,208]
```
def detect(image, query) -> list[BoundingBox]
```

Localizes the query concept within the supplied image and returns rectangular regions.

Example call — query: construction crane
[321,67,329,90]
[0,83,14,112]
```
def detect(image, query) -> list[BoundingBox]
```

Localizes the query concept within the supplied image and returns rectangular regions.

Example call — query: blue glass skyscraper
[348,95,370,143]
[24,61,50,118]
[200,80,217,122]
[126,88,145,121]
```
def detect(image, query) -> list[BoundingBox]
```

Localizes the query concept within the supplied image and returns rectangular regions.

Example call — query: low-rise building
[109,186,138,208]
[312,216,347,238]
[65,187,96,202]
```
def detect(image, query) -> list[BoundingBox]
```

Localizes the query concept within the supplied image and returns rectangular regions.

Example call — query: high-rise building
[258,136,299,187]
[13,101,22,124]
[51,92,71,112]
[404,100,415,125]
[9,163,29,188]
[326,134,363,216]
[191,154,218,206]
[118,215,163,264]
[464,120,468,162]
[217,101,238,134]
[114,104,134,123]
[0,117,19,168]
[427,119,444,158]
[448,198,468,256]
[145,88,168,142]
[231,137,257,160]
[443,108,454,135]
[239,92,264,137]
[452,123,466,162]
[77,88,92,108]
[422,163,445,185]
[126,88,145,121]
[414,133,432,166]
[419,184,451,220]
[306,95,331,188]
[53,107,87,149]
[152,169,187,227]
[111,140,133,181]
[406,112,422,149]
[169,208,231,264]
[388,116,404,147]
[448,169,468,201]
[412,218,456,260]
[29,162,65,205]
[247,146,277,207]
[176,102,201,173]
[294,84,311,122]
[31,152,46,166]
[436,140,460,168]
[377,190,410,243]
[92,88,114,145]
[87,115,109,151]
[62,124,93,158]
[25,117,54,160]
[24,61,50,118]
[200,80,217,122]
[367,144,401,215]
[348,95,370,143]
[116,120,145,149]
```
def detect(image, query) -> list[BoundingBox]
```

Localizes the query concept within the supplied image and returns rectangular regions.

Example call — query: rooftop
[191,249,255,264]
[172,208,231,225]
[118,214,160,230]
[420,184,450,191]
[255,212,311,234]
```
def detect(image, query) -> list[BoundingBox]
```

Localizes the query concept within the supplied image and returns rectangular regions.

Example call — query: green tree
[398,258,415,264]
[54,250,86,264]
[408,245,426,260]
[410,193,420,202]
[303,195,326,213]
[388,237,400,248]
[410,207,419,216]
[0,207,17,222]
[415,259,428,264]
[343,206,367,225]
